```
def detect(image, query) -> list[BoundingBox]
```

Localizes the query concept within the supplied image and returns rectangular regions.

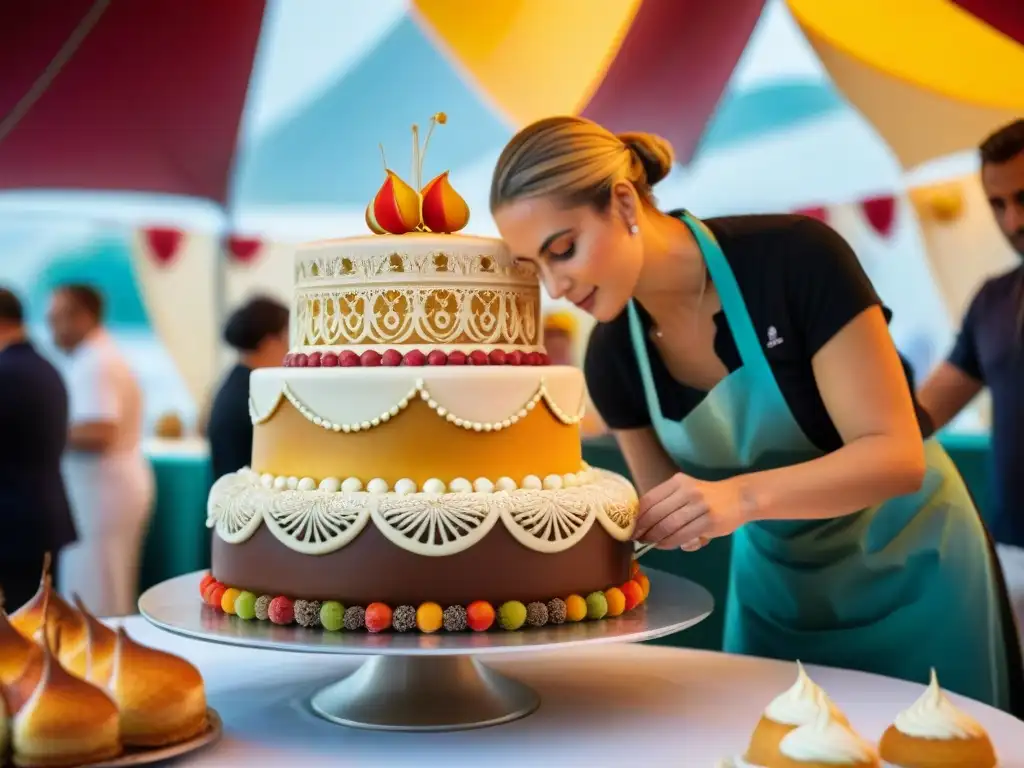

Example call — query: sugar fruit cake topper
[365,112,471,236]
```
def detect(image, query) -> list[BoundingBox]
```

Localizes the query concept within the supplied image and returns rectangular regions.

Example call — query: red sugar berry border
[283,349,551,368]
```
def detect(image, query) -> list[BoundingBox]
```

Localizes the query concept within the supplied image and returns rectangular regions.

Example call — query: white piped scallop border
[248,376,584,433]
[207,466,638,557]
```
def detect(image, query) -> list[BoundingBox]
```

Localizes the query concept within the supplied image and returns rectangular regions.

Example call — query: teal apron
[628,211,1020,712]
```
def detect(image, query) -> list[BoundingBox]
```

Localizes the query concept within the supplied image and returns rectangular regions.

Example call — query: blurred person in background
[490,115,1024,714]
[543,310,578,366]
[918,119,1024,635]
[544,310,607,436]
[0,288,76,610]
[206,296,289,481]
[48,284,153,617]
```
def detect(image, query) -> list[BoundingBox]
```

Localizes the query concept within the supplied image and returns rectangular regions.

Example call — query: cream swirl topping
[764,661,847,726]
[780,691,879,764]
[893,668,986,740]
[717,759,764,768]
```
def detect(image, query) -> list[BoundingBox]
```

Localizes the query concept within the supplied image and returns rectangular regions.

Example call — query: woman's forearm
[737,435,927,523]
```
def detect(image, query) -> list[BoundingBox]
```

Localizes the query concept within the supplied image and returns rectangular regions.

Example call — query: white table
[119,616,1024,767]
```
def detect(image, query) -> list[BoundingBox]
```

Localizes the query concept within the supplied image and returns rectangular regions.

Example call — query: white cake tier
[248,365,587,434]
[208,467,639,556]
[291,233,543,353]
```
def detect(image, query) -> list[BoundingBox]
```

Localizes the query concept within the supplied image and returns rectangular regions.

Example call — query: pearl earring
[629,224,639,235]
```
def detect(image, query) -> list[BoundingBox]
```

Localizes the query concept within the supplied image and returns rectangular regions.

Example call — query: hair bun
[617,132,675,186]
[223,296,289,352]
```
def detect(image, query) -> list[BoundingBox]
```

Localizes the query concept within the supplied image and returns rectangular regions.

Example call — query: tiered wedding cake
[202,115,647,633]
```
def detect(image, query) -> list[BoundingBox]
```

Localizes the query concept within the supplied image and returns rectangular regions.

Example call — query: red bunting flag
[793,206,829,223]
[227,235,262,264]
[860,195,897,238]
[143,226,184,266]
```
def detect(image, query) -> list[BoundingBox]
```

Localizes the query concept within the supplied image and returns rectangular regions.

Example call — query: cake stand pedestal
[138,570,713,732]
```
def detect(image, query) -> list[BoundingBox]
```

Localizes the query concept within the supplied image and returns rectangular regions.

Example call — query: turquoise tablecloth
[138,432,994,652]
[139,439,213,594]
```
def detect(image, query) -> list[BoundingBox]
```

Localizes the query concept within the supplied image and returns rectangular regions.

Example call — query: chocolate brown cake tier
[211,523,632,606]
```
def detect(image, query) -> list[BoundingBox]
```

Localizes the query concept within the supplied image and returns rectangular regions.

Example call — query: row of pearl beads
[539,381,585,424]
[419,387,540,432]
[281,383,419,433]
[279,378,581,435]
[257,469,596,495]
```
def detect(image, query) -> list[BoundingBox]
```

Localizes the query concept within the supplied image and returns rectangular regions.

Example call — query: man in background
[48,284,153,617]
[0,288,76,609]
[918,118,1024,631]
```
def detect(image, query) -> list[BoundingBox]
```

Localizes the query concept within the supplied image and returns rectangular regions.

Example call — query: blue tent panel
[234,17,510,208]
[697,81,845,157]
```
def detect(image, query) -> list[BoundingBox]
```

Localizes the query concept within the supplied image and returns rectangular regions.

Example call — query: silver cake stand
[139,569,713,732]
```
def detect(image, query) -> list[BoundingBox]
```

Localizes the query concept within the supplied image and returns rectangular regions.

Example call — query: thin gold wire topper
[365,112,471,236]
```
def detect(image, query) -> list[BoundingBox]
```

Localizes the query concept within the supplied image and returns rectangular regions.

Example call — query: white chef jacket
[58,330,153,616]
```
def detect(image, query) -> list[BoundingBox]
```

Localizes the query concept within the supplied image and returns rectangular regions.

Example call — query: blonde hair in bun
[490,115,675,212]
[616,131,674,187]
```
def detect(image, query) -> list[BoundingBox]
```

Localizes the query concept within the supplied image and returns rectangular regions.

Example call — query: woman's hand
[633,473,755,551]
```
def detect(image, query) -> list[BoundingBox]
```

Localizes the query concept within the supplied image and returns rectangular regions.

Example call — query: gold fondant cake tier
[291,233,541,353]
[248,366,585,484]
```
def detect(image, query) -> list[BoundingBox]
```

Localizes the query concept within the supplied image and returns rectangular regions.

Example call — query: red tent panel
[0,0,266,205]
[950,0,1024,46]
[581,0,767,166]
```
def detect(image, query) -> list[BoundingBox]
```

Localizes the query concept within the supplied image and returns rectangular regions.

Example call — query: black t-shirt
[207,363,254,481]
[585,213,924,454]
[948,265,1024,547]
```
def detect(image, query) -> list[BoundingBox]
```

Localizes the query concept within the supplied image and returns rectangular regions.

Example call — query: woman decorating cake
[489,116,1024,714]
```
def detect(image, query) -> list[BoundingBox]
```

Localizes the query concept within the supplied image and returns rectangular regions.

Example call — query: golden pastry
[155,412,184,439]
[108,627,208,747]
[774,692,880,768]
[68,596,116,685]
[2,646,44,717]
[0,610,40,687]
[1,590,55,716]
[879,669,998,768]
[10,606,121,767]
[745,661,849,766]
[0,685,9,762]
[8,555,86,653]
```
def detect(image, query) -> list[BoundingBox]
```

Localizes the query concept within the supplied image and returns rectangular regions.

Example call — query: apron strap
[627,301,667,422]
[678,212,771,377]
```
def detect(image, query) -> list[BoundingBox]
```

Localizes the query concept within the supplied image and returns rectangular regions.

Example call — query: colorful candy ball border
[283,349,551,369]
[199,563,651,633]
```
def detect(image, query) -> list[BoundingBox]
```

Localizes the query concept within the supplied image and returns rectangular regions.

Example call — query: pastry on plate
[2,645,44,718]
[0,685,8,762]
[8,555,85,652]
[774,690,880,767]
[108,627,208,747]
[0,610,40,687]
[744,661,849,766]
[1,591,57,715]
[70,596,117,685]
[879,669,997,768]
[10,606,121,767]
